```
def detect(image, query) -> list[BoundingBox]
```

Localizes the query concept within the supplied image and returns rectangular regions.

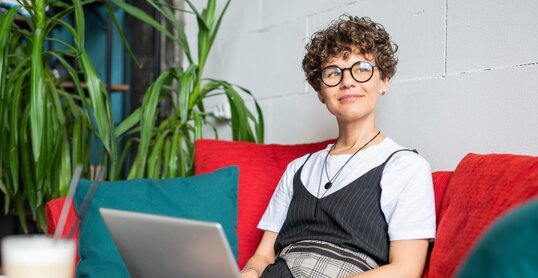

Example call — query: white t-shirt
[258,137,436,241]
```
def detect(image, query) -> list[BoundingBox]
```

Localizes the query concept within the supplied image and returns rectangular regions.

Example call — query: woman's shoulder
[379,138,431,172]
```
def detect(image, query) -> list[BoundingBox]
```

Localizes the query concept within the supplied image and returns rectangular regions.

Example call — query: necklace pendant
[324,182,332,190]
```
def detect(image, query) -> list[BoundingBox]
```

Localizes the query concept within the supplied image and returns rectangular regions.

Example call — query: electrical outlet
[212,102,231,120]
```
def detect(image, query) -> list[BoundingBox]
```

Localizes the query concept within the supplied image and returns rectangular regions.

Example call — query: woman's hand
[240,231,278,278]
[240,268,261,278]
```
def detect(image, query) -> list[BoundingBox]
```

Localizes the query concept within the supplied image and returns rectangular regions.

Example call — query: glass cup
[1,235,75,278]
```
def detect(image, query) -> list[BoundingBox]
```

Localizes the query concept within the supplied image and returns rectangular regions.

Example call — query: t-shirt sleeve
[257,156,306,232]
[380,153,436,241]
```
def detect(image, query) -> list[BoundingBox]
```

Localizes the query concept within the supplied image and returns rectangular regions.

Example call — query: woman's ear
[380,78,389,94]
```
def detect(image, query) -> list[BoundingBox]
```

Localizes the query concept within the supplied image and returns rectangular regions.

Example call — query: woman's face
[317,49,388,124]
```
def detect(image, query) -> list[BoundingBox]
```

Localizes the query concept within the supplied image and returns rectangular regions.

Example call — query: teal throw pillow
[74,167,238,278]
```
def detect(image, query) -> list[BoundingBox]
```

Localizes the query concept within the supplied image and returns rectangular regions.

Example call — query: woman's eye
[328,71,341,77]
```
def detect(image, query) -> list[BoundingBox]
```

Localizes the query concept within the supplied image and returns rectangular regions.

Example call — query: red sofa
[45,139,538,277]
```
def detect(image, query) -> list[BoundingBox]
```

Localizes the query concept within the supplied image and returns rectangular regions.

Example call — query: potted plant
[112,0,264,178]
[0,0,120,232]
[0,0,264,232]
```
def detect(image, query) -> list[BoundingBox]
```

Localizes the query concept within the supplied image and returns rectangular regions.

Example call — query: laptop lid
[99,208,240,278]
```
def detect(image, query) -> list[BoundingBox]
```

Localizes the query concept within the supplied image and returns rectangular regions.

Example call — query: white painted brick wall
[186,0,538,171]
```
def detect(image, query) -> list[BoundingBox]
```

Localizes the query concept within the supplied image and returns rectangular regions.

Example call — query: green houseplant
[113,0,264,178]
[0,0,263,232]
[0,0,120,232]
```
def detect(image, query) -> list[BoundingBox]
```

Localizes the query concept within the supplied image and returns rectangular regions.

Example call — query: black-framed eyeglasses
[320,61,378,87]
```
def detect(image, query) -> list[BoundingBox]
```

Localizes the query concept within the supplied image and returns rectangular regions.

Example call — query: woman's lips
[338,94,364,101]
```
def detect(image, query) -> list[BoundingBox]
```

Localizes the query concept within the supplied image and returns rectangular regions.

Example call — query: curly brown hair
[302,15,398,92]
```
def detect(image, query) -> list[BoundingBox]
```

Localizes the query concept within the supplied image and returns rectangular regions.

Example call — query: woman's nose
[340,69,356,87]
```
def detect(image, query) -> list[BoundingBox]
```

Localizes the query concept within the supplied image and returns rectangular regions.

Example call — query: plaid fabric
[277,240,379,278]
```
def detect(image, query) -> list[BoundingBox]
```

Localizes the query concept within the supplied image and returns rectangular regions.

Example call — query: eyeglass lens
[321,61,375,87]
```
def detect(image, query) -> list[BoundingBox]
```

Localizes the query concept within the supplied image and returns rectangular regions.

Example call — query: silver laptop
[99,208,240,278]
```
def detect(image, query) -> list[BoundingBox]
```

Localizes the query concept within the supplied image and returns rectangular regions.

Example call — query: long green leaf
[143,0,193,64]
[181,127,194,176]
[14,195,28,233]
[130,71,171,178]
[184,0,209,30]
[46,0,99,22]
[0,182,9,214]
[0,10,18,154]
[47,75,66,126]
[103,2,139,67]
[72,111,84,173]
[161,136,172,177]
[115,108,141,137]
[178,65,196,124]
[193,109,202,141]
[72,0,84,48]
[152,0,193,14]
[208,0,231,58]
[233,84,265,142]
[254,101,265,143]
[108,0,177,43]
[48,52,93,129]
[48,18,77,41]
[114,140,132,181]
[58,131,71,196]
[35,208,47,233]
[196,0,214,70]
[29,0,46,163]
[19,108,37,220]
[76,0,119,174]
[0,179,7,196]
[79,51,115,155]
[165,127,180,178]
[147,130,170,178]
[8,69,29,196]
[202,0,216,28]
[45,38,77,53]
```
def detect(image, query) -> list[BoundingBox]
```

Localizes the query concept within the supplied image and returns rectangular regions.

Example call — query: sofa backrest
[45,140,538,277]
[193,139,458,269]
[45,139,453,270]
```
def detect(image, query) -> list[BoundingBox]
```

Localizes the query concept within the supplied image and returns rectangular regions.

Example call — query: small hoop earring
[380,91,386,96]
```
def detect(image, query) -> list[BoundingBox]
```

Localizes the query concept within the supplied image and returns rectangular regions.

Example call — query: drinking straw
[54,165,83,241]
[66,166,104,239]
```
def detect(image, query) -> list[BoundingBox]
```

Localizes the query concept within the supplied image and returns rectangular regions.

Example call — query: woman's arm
[240,231,278,278]
[348,239,429,278]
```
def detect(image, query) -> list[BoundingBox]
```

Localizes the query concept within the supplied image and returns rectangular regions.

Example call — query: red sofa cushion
[194,139,333,268]
[428,153,538,277]
[45,196,80,263]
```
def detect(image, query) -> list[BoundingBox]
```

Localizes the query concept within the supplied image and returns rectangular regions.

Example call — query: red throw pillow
[45,197,80,264]
[428,153,538,277]
[194,139,333,268]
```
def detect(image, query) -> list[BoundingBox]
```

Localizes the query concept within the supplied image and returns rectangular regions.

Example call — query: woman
[241,15,435,278]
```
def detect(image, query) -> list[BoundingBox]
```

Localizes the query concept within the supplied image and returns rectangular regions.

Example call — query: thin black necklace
[323,130,380,190]
[314,131,381,218]
[317,130,381,196]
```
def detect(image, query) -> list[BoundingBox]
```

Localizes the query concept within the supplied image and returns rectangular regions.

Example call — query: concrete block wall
[184,0,538,171]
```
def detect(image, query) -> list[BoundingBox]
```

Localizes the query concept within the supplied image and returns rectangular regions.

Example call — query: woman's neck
[333,120,383,154]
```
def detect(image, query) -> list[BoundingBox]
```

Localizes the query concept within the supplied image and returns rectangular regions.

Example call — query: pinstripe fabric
[274,149,416,265]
